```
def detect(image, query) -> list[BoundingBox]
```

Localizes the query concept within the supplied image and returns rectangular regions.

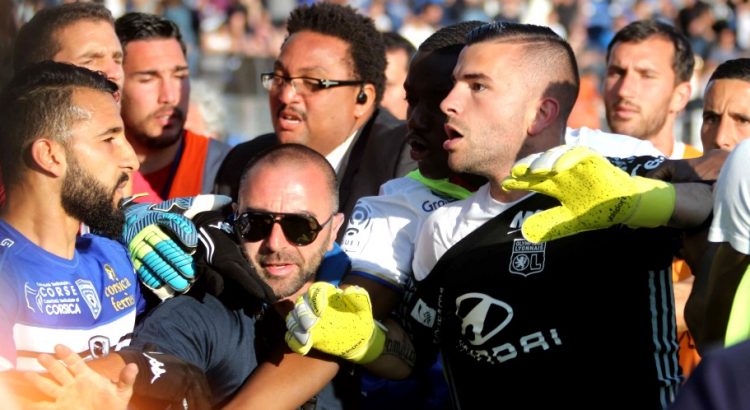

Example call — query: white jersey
[412,127,663,280]
[341,177,461,288]
[708,139,750,255]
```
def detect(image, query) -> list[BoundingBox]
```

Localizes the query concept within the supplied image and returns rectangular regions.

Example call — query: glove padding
[192,210,277,306]
[285,282,385,364]
[121,194,231,299]
[501,145,676,243]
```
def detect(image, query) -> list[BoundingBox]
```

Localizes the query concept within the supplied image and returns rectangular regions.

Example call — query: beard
[61,155,127,239]
[253,231,330,300]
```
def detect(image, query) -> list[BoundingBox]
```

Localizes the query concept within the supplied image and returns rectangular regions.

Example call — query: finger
[509,152,542,178]
[286,313,311,346]
[55,345,90,377]
[36,353,74,386]
[24,371,63,399]
[526,145,573,175]
[157,214,198,249]
[305,283,334,316]
[501,176,534,192]
[294,299,318,331]
[136,264,167,290]
[284,330,312,355]
[117,363,139,392]
[183,194,233,218]
[151,237,195,280]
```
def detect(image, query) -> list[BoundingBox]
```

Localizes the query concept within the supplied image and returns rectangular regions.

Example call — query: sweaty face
[121,38,190,150]
[268,31,363,156]
[238,163,342,301]
[440,42,530,179]
[701,78,750,151]
[53,20,124,90]
[382,48,410,120]
[604,37,681,143]
[61,89,138,238]
[405,50,457,179]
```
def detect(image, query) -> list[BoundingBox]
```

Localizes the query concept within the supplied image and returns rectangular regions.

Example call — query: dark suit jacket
[213,109,415,241]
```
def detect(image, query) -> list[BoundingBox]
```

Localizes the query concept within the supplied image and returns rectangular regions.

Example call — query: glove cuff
[626,177,676,228]
[356,321,387,364]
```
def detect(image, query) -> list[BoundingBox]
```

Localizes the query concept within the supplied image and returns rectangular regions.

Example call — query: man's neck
[644,122,676,158]
[1,185,81,260]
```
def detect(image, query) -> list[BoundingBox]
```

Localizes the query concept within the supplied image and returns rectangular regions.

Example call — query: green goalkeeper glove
[285,282,386,364]
[501,145,676,243]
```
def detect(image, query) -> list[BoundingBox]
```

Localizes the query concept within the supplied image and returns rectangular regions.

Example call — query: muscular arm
[668,183,714,229]
[224,349,339,410]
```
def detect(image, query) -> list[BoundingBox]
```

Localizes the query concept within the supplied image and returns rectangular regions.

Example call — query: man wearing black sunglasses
[213,2,414,241]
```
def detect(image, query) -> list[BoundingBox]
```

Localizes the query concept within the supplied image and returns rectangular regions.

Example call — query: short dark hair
[13,2,114,72]
[419,20,485,54]
[383,31,416,58]
[115,12,186,55]
[467,21,580,121]
[285,3,386,105]
[708,58,750,83]
[239,144,339,213]
[607,19,694,84]
[0,61,117,188]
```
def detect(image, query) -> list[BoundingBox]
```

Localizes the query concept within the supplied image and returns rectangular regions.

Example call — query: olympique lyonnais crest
[75,279,102,319]
[508,238,546,277]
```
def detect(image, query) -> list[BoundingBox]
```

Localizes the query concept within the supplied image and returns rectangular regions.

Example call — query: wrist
[356,321,387,364]
[627,177,676,228]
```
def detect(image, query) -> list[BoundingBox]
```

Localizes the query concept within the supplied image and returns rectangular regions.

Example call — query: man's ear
[528,97,560,136]
[353,83,376,119]
[670,81,692,113]
[29,138,66,177]
[328,212,346,250]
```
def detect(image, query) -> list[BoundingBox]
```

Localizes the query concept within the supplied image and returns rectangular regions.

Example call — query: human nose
[158,77,180,105]
[275,78,302,104]
[616,71,637,99]
[119,137,139,173]
[440,85,461,117]
[264,221,289,250]
[714,118,738,150]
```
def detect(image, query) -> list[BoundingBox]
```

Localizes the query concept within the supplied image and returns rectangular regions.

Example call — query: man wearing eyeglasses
[213,2,414,239]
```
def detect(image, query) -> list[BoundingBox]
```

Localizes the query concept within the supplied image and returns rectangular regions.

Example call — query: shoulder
[565,126,661,157]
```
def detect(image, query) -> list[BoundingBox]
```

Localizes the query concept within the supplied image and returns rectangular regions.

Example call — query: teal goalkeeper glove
[285,282,386,364]
[121,194,232,299]
[501,145,676,243]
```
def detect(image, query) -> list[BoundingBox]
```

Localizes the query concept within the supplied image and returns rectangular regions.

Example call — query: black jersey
[407,160,682,409]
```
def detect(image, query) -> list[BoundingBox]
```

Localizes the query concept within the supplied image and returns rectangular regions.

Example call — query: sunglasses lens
[242,213,274,242]
[236,212,322,246]
[279,215,320,246]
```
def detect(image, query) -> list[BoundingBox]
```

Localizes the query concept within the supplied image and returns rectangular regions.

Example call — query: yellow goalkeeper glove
[285,282,386,364]
[501,145,676,243]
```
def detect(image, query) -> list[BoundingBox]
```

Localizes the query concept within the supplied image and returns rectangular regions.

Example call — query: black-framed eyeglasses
[234,210,335,246]
[260,72,364,96]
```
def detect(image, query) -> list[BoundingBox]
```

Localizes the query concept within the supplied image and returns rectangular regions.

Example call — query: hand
[501,145,676,243]
[24,345,138,410]
[192,210,277,305]
[646,149,728,183]
[121,194,231,299]
[285,282,385,364]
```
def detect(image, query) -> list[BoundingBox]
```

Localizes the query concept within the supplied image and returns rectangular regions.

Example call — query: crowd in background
[3,0,750,146]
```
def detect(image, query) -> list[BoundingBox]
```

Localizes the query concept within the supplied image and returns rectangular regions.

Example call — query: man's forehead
[278,31,353,71]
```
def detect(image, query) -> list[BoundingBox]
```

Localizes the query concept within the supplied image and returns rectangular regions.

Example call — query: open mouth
[276,108,304,130]
[444,124,463,140]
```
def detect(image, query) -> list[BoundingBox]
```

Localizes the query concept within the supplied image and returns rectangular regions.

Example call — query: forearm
[668,183,713,229]
[224,349,339,410]
[703,245,750,349]
[363,318,415,380]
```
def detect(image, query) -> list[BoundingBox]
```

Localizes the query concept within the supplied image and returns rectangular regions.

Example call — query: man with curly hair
[213,2,414,238]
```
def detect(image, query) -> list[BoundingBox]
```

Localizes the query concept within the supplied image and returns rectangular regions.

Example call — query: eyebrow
[98,126,124,137]
[132,65,189,76]
[457,72,492,82]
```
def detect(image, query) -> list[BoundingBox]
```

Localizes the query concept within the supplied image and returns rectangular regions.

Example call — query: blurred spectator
[705,20,741,73]
[162,0,201,74]
[399,0,443,47]
[381,31,415,120]
[185,78,228,140]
